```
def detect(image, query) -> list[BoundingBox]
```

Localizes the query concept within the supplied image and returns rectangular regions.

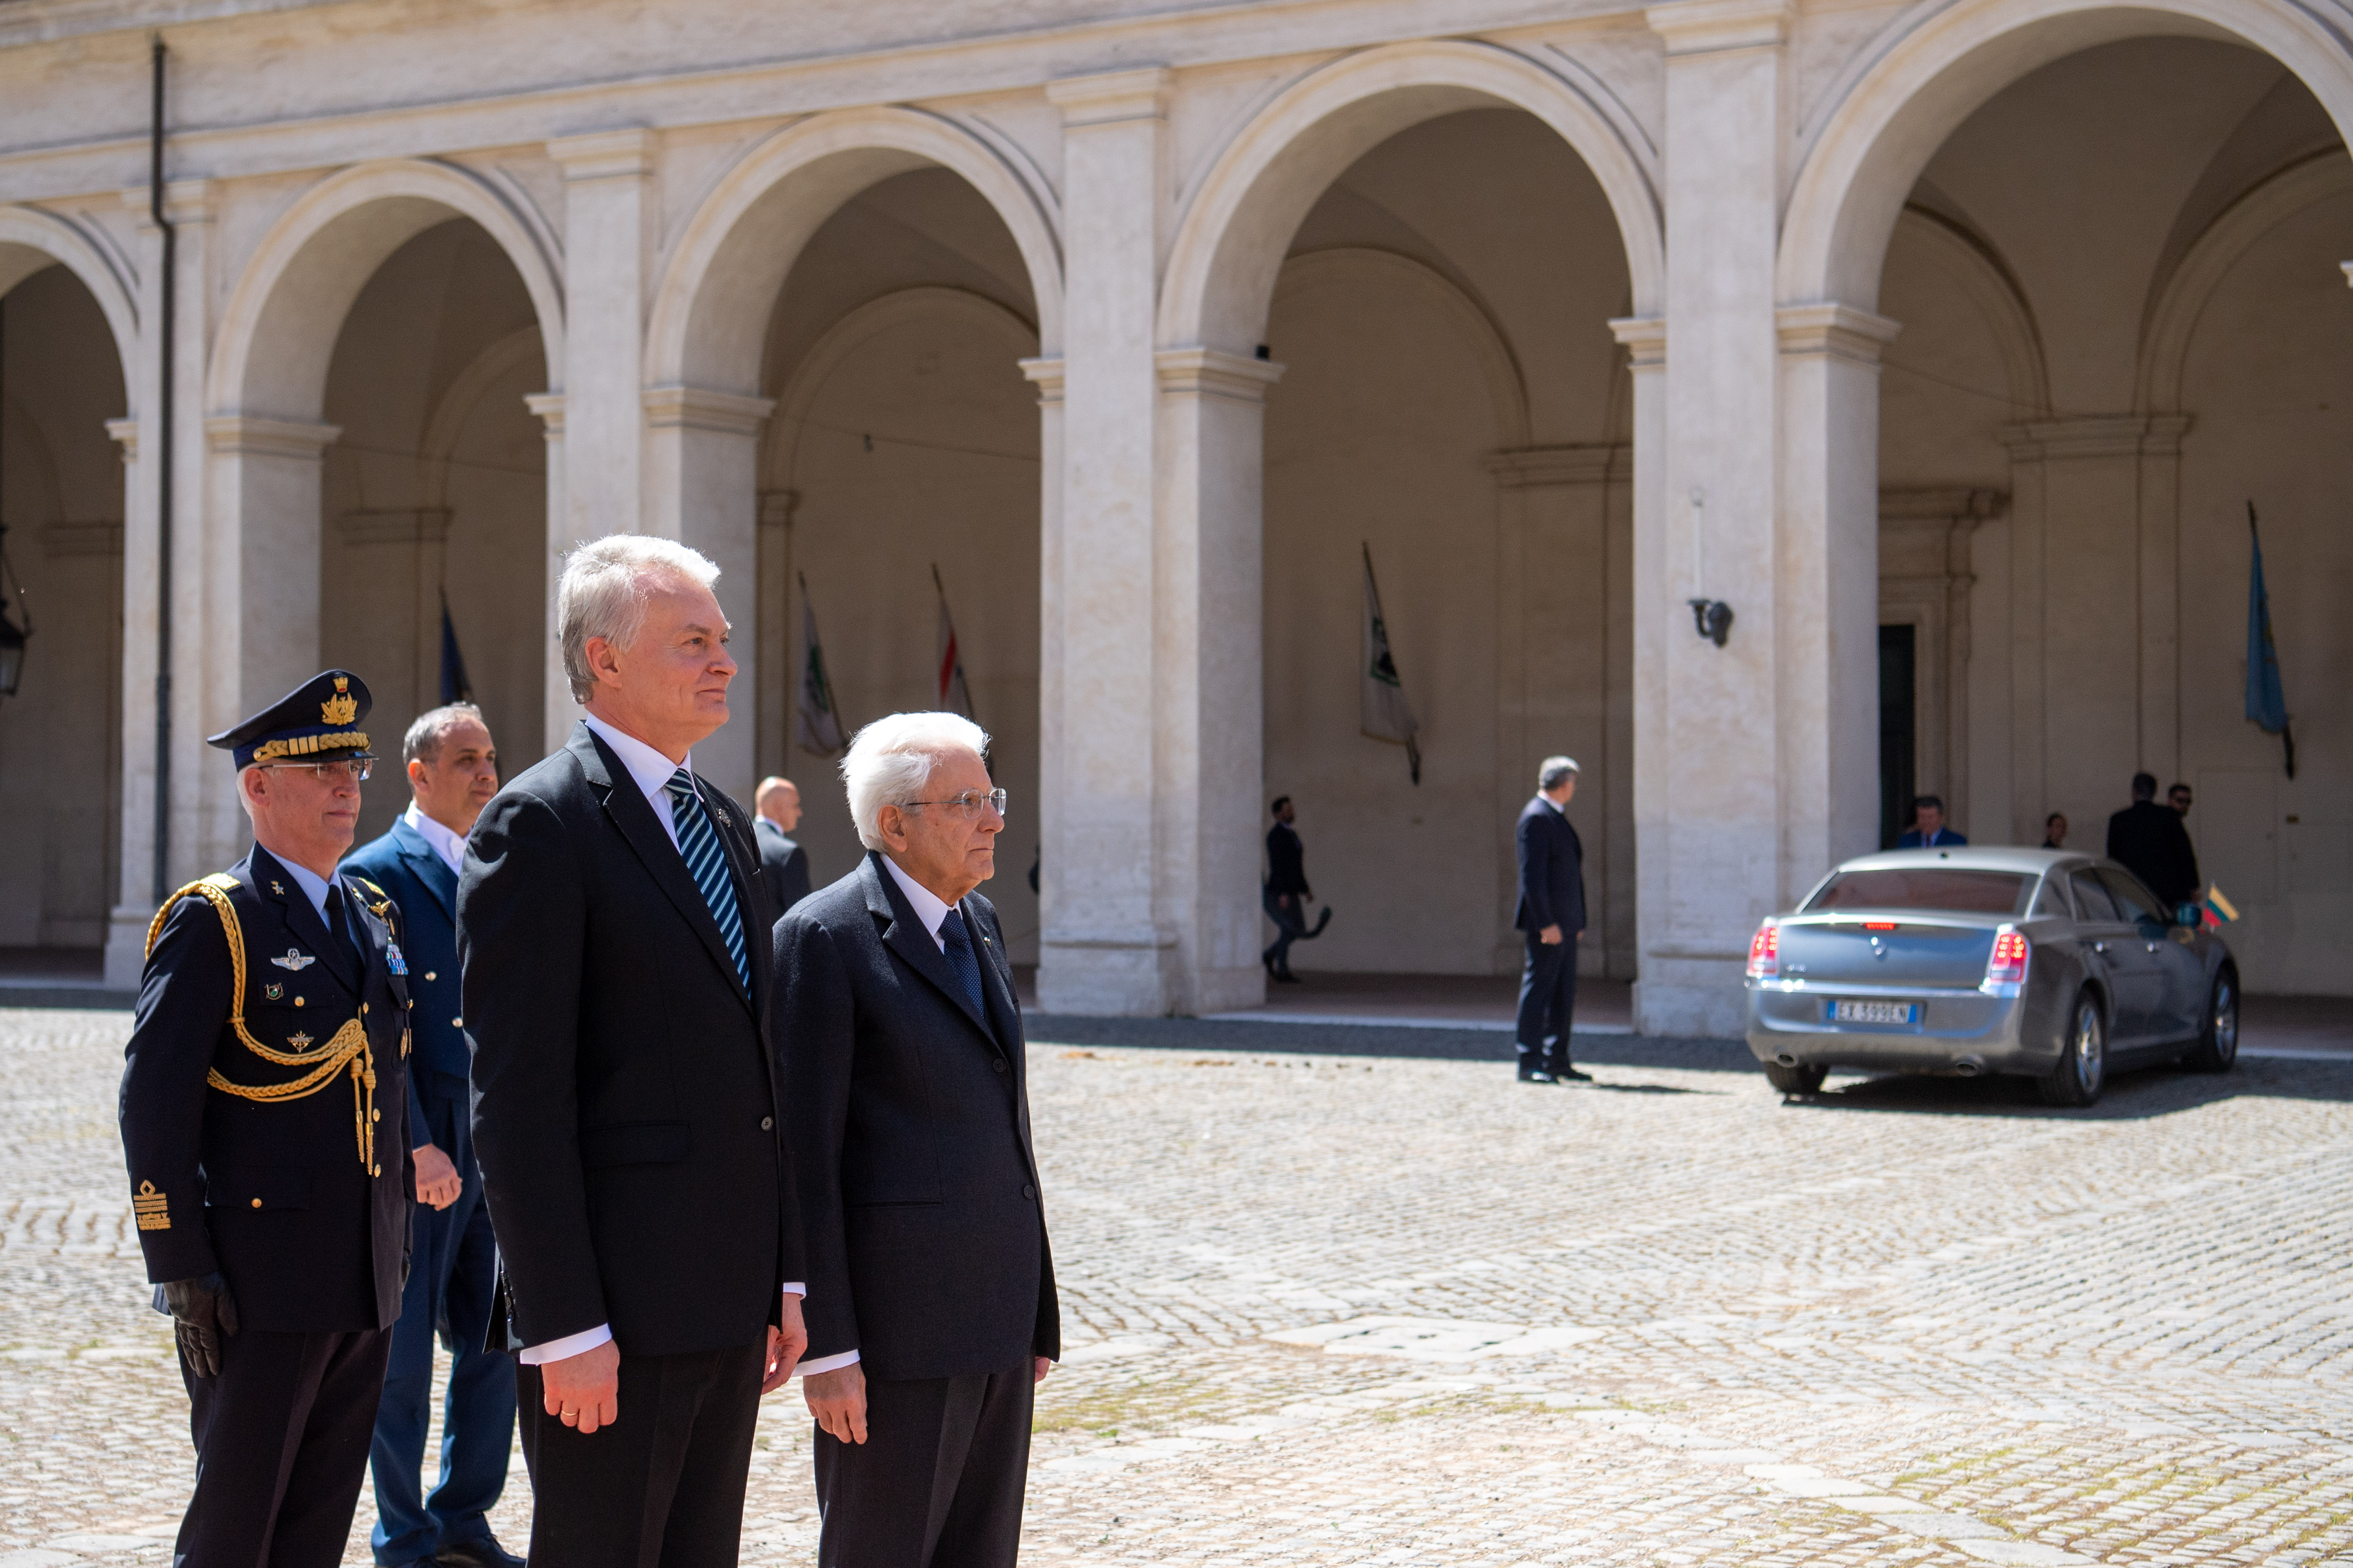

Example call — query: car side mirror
[2174,902,2203,930]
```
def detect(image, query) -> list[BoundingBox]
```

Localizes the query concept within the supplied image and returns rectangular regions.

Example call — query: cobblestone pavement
[5,1004,2351,1566]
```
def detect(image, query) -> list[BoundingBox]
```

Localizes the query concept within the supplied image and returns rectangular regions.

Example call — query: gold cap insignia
[321,677,360,727]
[133,1180,171,1232]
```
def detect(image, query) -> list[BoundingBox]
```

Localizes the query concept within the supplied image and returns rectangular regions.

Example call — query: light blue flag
[2245,504,2294,777]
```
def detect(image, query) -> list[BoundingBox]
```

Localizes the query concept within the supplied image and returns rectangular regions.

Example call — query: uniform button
[452,1016,463,1027]
[371,1108,380,1121]
[293,996,306,1008]
[424,970,437,981]
[1022,1183,1035,1200]
[760,1116,774,1132]
[991,1059,1008,1074]
[250,1198,262,1208]
[361,1003,369,1015]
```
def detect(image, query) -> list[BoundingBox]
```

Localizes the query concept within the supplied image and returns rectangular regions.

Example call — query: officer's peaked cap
[207,669,375,769]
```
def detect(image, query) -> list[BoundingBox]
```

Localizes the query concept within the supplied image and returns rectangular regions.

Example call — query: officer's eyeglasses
[258,758,374,784]
[898,789,1008,821]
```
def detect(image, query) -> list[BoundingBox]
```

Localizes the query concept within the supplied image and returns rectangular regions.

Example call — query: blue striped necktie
[664,768,750,993]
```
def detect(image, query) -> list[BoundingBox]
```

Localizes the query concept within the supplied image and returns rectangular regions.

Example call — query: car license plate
[1830,999,1919,1025]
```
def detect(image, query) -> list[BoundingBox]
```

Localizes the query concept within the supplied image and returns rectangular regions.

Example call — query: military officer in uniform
[120,669,417,1568]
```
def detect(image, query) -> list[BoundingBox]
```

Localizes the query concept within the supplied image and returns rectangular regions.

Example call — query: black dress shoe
[437,1538,525,1568]
[1550,1066,1593,1083]
[1273,969,1301,984]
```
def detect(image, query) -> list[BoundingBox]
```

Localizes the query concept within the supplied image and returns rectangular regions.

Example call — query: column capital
[1154,346,1283,403]
[105,416,139,461]
[204,413,340,458]
[1046,67,1172,126]
[641,384,776,436]
[1999,413,2187,460]
[1645,0,1794,54]
[524,391,565,436]
[547,128,656,180]
[1019,356,1066,405]
[1484,444,1626,488]
[121,177,215,226]
[1609,314,1666,370]
[1776,302,1901,365]
[758,489,799,530]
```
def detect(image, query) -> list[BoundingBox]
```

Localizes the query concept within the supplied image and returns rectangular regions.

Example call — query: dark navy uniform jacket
[1513,796,1587,936]
[345,816,467,1145]
[121,843,416,1333]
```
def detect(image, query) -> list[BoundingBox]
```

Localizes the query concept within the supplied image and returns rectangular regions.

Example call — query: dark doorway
[1878,624,1916,849]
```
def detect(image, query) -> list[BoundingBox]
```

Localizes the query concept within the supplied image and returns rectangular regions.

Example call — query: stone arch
[419,325,546,513]
[1272,247,1533,449]
[0,205,139,401]
[2136,149,2353,411]
[1779,0,2353,310]
[208,158,562,419]
[1891,206,2051,415]
[646,107,1064,396]
[1157,39,1664,355]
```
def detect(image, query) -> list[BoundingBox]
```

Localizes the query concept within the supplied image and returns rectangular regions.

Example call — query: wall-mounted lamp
[1688,597,1734,648]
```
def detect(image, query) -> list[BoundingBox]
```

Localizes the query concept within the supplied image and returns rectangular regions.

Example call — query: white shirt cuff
[782,1283,806,1297]
[795,1348,859,1377]
[517,1323,613,1365]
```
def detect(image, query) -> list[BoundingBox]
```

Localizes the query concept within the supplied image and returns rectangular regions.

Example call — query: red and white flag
[932,564,974,720]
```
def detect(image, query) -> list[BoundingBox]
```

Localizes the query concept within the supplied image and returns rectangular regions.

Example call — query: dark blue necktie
[938,906,986,1019]
[665,768,750,993]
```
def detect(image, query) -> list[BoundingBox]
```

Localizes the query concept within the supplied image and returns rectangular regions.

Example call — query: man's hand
[414,1143,462,1210]
[761,1293,809,1395]
[805,1363,868,1445]
[1539,923,1564,946]
[161,1273,239,1379]
[1034,1356,1052,1386]
[541,1339,620,1434]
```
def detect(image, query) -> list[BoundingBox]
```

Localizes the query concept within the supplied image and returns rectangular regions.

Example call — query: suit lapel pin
[270,950,316,971]
[270,880,285,895]
[264,982,284,1001]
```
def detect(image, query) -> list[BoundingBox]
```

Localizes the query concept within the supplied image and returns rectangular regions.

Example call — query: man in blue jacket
[1514,756,1590,1084]
[346,703,519,1568]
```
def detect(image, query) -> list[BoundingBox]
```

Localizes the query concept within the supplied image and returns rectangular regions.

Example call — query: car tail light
[1985,927,2029,987]
[1747,920,1779,979]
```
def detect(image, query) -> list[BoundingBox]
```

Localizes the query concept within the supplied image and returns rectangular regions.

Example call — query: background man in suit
[1897,795,1967,847]
[1514,756,1590,1084]
[755,775,813,917]
[2108,771,2202,909]
[1262,796,1326,983]
[776,711,1058,1568]
[121,670,414,1566]
[461,537,807,1568]
[348,703,519,1568]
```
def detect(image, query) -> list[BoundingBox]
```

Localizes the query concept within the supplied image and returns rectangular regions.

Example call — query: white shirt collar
[275,856,336,924]
[1540,792,1567,814]
[880,854,953,954]
[582,712,693,851]
[402,802,468,876]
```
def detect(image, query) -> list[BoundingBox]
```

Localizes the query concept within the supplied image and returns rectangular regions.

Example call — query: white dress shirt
[790,855,959,1380]
[520,711,803,1370]
[402,802,467,877]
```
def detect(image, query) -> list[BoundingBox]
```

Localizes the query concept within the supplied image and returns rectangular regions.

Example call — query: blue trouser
[370,1080,515,1565]
[1516,931,1579,1070]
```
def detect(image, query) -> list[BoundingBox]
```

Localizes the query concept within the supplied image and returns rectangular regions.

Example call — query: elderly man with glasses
[120,668,420,1568]
[775,711,1059,1568]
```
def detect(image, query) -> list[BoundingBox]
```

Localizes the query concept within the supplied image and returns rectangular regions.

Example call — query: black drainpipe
[149,36,174,905]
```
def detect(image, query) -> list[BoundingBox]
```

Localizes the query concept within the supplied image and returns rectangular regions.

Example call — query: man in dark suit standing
[347,702,519,1568]
[1514,756,1590,1084]
[2108,771,2202,908]
[121,670,415,1566]
[755,775,814,916]
[1896,795,1967,848]
[1262,796,1317,983]
[775,711,1058,1568]
[461,536,807,1567]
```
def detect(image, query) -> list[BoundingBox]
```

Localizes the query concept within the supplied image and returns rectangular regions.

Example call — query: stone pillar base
[1633,957,1747,1039]
[103,902,155,991]
[1187,963,1266,1017]
[1037,939,1178,1017]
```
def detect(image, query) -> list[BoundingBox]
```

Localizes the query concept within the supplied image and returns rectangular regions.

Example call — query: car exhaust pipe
[1775,1053,1798,1067]
[1953,1056,1984,1078]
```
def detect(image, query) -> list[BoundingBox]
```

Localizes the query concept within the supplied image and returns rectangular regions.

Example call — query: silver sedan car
[1743,847,2240,1105]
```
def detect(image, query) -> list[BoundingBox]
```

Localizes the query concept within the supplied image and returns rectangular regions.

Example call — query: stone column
[524,392,571,755]
[1154,346,1282,1015]
[642,384,774,801]
[1019,356,1067,981]
[102,415,148,987]
[1037,69,1175,1014]
[546,130,652,545]
[1640,0,1796,1036]
[755,488,797,780]
[1611,316,1671,1019]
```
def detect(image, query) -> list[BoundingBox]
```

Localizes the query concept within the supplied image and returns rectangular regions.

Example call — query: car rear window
[1804,868,2035,916]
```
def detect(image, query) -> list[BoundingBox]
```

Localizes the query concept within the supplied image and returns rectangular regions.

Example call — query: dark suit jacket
[345,817,467,1151]
[1896,827,1968,848]
[755,817,813,917]
[2107,800,2201,909]
[460,721,802,1358]
[774,852,1059,1381]
[121,844,414,1333]
[1513,796,1586,935]
[1265,822,1308,896]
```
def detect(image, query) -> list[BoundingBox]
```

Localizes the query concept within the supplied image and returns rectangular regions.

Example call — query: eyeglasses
[899,789,1008,821]
[258,758,374,784]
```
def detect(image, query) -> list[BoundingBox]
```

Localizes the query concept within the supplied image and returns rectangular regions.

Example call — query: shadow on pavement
[1026,1013,1754,1071]
[1789,1053,2353,1119]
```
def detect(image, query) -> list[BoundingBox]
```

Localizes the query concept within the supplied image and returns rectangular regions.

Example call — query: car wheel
[2038,994,2106,1107]
[2181,970,2240,1074]
[1762,1061,1829,1097]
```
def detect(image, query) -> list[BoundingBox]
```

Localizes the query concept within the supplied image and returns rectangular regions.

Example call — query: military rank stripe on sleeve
[132,1180,171,1230]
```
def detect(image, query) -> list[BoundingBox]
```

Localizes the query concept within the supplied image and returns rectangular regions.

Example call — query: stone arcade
[0,0,2347,1030]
